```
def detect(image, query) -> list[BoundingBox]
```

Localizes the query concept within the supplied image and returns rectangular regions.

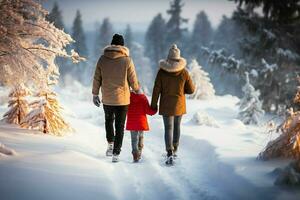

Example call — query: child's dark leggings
[163,116,182,155]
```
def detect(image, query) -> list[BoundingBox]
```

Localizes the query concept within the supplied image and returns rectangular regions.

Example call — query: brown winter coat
[92,45,139,106]
[151,58,195,116]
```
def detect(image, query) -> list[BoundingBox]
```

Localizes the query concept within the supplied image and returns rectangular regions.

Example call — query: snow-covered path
[0,94,299,200]
[0,121,274,200]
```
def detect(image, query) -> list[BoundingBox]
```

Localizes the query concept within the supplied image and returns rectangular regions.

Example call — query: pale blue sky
[43,0,237,31]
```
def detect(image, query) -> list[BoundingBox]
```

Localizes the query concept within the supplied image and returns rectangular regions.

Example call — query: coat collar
[159,58,186,73]
[103,45,130,58]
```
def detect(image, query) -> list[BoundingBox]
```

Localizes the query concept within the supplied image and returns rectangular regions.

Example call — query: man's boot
[106,142,113,156]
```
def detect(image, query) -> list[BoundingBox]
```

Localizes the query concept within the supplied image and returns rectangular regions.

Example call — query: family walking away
[92,34,195,165]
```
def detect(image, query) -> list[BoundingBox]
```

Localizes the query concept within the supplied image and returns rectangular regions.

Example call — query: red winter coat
[126,92,157,131]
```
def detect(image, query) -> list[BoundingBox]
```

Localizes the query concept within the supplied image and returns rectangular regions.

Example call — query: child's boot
[173,144,178,158]
[138,135,144,153]
[132,152,140,162]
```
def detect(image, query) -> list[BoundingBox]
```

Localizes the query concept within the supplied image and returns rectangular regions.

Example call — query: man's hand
[93,95,101,107]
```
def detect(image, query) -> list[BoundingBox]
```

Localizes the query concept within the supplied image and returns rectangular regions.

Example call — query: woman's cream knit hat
[167,44,181,60]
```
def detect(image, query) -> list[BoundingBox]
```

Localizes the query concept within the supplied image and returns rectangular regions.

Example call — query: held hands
[93,95,101,107]
[151,104,158,111]
[134,86,143,94]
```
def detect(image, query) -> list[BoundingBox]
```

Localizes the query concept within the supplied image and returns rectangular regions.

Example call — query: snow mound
[226,119,246,129]
[0,143,16,156]
[191,111,220,128]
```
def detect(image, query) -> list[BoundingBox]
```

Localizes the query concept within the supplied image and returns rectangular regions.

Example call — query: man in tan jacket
[92,34,139,162]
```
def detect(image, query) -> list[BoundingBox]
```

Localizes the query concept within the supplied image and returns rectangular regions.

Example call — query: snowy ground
[0,87,300,200]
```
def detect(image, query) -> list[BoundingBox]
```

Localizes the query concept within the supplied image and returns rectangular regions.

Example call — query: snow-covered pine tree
[213,15,241,56]
[259,77,300,160]
[3,84,30,125]
[230,2,300,113]
[165,0,188,47]
[21,65,71,136]
[94,18,113,58]
[21,89,71,136]
[71,10,88,82]
[199,46,247,97]
[46,1,71,79]
[131,42,153,92]
[238,72,264,125]
[189,59,215,99]
[124,24,133,50]
[145,13,167,65]
[72,10,88,58]
[189,11,213,59]
[46,1,65,30]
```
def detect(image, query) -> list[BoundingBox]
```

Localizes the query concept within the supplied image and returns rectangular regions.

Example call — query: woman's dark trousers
[163,116,182,156]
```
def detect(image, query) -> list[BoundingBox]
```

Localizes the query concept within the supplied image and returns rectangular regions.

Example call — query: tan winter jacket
[92,45,139,106]
[151,58,195,116]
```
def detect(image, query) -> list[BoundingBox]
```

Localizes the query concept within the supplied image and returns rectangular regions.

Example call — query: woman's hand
[151,105,158,111]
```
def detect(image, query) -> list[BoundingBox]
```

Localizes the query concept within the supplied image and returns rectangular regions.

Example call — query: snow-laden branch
[0,0,85,87]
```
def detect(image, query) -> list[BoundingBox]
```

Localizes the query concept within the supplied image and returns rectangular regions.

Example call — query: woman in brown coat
[151,44,195,165]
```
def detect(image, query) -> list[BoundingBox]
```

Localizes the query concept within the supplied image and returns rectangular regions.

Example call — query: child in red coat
[126,90,157,162]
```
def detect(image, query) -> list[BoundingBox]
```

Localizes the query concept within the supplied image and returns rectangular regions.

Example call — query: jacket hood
[159,58,186,73]
[103,45,129,59]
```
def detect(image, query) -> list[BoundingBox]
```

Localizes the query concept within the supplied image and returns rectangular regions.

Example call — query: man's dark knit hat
[111,34,124,46]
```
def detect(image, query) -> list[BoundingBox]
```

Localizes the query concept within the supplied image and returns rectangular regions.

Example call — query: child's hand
[134,88,143,94]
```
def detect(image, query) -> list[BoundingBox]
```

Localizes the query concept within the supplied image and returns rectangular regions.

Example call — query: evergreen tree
[238,72,264,125]
[46,2,69,79]
[232,6,300,112]
[213,15,241,56]
[190,11,213,57]
[198,46,245,97]
[233,0,300,24]
[259,77,300,161]
[165,0,188,47]
[71,10,88,82]
[3,84,30,125]
[46,2,64,30]
[188,59,215,100]
[94,18,113,58]
[131,42,153,93]
[21,89,72,136]
[124,24,133,49]
[72,10,88,57]
[209,1,300,112]
[145,13,167,65]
